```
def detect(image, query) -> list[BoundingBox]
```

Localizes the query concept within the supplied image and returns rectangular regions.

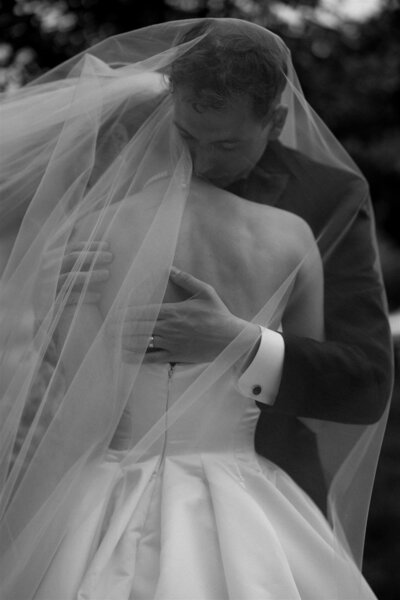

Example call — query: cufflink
[252,385,262,396]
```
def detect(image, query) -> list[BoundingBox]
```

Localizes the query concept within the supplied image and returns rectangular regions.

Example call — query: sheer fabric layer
[0,18,391,599]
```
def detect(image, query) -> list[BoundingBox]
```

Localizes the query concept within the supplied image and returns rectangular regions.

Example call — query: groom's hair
[169,20,288,120]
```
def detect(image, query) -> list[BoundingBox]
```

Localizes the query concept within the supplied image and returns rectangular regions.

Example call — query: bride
[44,175,326,599]
[0,19,389,599]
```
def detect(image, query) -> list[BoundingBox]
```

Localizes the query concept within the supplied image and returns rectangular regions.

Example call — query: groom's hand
[56,241,112,304]
[112,267,260,364]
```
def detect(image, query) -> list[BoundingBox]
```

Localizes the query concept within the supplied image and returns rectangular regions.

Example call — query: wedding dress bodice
[118,362,260,465]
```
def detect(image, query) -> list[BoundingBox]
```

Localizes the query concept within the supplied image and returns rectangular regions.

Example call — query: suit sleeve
[259,194,393,425]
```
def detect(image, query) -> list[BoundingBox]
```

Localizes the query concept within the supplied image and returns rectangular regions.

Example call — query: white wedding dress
[34,358,376,600]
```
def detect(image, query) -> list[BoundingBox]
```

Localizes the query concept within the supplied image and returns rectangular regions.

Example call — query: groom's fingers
[110,305,169,322]
[119,336,160,352]
[66,241,110,253]
[65,291,102,305]
[59,241,112,272]
[169,267,214,298]
[107,321,155,337]
[143,350,171,363]
[60,250,113,273]
[57,269,110,291]
[122,349,170,364]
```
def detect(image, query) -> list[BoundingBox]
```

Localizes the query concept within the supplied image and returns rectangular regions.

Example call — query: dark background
[1,1,399,597]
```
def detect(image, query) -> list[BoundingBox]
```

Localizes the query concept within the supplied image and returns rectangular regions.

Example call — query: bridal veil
[0,18,393,597]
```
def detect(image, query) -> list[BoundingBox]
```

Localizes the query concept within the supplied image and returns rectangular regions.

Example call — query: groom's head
[170,20,288,187]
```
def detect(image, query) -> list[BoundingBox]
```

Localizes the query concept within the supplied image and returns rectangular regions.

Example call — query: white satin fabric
[35,361,376,600]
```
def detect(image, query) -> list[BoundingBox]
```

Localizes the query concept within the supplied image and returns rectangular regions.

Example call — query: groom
[65,24,393,511]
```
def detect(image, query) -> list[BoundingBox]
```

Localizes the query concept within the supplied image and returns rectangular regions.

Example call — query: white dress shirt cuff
[237,326,285,405]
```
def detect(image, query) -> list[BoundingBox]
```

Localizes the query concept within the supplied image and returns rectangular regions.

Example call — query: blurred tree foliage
[1,0,399,303]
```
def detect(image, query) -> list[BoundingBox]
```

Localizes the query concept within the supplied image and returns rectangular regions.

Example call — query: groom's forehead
[171,88,259,126]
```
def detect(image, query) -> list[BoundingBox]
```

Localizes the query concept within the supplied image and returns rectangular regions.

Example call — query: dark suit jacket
[227,141,394,512]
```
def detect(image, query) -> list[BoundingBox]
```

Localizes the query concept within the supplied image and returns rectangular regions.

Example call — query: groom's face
[173,89,283,188]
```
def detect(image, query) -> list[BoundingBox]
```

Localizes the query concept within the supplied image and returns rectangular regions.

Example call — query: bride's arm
[281,222,324,342]
[280,222,325,433]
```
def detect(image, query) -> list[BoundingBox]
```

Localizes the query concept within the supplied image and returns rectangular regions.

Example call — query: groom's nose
[191,146,214,178]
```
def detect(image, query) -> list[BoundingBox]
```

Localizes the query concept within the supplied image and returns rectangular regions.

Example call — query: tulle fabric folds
[0,18,392,598]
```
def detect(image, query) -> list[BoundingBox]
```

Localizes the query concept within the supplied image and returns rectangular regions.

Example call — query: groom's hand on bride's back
[109,268,260,364]
[56,249,260,362]
[57,241,112,304]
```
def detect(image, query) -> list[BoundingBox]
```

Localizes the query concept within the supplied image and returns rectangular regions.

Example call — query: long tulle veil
[0,18,393,597]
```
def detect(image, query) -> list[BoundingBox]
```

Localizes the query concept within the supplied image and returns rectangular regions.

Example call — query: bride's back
[75,178,316,327]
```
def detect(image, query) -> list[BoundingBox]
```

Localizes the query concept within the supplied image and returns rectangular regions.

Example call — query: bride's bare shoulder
[262,204,314,242]
[236,198,317,257]
[72,182,166,242]
[195,180,315,246]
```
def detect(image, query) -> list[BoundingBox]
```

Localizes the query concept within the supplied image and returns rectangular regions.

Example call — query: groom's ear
[268,105,288,140]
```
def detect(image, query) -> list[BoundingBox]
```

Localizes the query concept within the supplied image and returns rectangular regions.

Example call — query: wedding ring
[148,335,155,349]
